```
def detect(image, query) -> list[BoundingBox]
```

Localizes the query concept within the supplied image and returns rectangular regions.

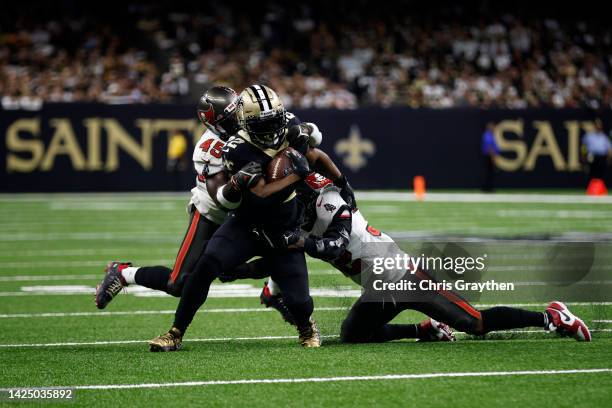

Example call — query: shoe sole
[149,343,182,352]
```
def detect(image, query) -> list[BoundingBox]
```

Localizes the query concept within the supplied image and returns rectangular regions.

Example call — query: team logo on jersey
[324,203,336,212]
[306,173,333,191]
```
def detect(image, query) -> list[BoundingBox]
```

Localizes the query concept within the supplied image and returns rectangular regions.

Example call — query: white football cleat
[546,301,591,342]
[418,318,456,342]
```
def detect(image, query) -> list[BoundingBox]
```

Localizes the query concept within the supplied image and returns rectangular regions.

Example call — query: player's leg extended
[135,211,217,295]
[339,296,454,343]
[95,207,216,308]
[410,269,590,340]
[340,297,415,343]
[150,216,259,351]
[267,250,320,347]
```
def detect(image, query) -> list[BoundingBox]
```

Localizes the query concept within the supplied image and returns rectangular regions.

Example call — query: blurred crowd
[1,1,611,109]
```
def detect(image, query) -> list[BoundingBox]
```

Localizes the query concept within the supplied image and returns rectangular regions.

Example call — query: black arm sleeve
[303,205,352,261]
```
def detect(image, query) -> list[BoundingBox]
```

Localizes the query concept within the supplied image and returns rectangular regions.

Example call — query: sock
[481,307,546,333]
[267,278,281,296]
[121,267,139,285]
[134,266,172,292]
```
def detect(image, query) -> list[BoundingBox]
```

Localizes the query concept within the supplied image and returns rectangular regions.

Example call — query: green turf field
[0,192,611,407]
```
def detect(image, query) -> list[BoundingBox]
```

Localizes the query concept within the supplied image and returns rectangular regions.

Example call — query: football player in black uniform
[95,86,310,307]
[149,84,353,351]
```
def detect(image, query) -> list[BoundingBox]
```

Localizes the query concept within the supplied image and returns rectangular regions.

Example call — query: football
[266,147,297,181]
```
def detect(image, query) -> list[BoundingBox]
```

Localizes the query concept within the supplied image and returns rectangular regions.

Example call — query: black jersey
[222,112,307,231]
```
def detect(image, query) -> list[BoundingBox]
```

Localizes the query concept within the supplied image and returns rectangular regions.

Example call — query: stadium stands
[1,1,610,109]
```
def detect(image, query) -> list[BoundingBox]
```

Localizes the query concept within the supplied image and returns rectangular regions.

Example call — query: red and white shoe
[417,318,456,342]
[546,301,591,342]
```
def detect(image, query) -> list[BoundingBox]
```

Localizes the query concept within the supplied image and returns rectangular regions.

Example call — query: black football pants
[134,206,219,296]
[340,268,544,342]
[173,215,314,334]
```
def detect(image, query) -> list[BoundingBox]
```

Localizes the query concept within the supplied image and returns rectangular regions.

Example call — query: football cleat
[260,282,296,326]
[95,261,131,309]
[417,318,456,342]
[149,327,183,352]
[546,301,591,342]
[297,318,321,348]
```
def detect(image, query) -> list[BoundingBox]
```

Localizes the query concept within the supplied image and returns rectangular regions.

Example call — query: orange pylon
[414,175,426,201]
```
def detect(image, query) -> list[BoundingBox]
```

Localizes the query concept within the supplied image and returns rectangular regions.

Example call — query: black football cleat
[260,282,297,326]
[95,261,130,309]
[149,327,183,352]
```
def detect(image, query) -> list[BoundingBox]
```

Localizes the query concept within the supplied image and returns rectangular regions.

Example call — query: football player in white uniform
[95,86,240,308]
[95,86,311,308]
[226,173,591,343]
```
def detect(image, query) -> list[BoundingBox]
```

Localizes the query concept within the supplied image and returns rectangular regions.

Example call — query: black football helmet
[197,86,240,141]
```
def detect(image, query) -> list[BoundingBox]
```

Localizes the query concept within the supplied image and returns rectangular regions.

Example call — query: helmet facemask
[242,109,288,148]
[237,85,289,149]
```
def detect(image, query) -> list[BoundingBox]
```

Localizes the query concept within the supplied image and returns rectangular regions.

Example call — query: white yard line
[0,248,177,258]
[0,307,347,319]
[0,335,338,348]
[0,303,612,320]
[0,274,100,282]
[0,329,611,348]
[0,285,363,298]
[356,192,612,204]
[2,191,611,204]
[1,369,610,391]
[0,260,173,269]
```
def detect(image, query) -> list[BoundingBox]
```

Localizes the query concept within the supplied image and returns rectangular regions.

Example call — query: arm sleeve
[303,205,352,261]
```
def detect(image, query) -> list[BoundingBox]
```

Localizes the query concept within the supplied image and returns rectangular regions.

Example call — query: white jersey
[188,130,228,225]
[307,187,405,286]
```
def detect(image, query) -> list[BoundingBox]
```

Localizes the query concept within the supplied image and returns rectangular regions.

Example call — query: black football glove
[230,161,263,191]
[277,227,302,248]
[286,122,323,148]
[254,227,301,250]
[287,149,312,178]
[335,175,357,210]
[286,124,310,150]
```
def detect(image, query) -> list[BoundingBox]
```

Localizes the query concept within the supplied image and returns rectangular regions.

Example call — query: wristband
[216,184,241,209]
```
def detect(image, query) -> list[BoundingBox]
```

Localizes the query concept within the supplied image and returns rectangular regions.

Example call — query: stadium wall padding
[1,104,609,191]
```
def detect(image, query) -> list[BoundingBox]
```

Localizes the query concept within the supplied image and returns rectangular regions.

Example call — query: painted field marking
[1,300,612,320]
[0,284,362,298]
[1,369,610,391]
[0,307,347,319]
[1,329,611,349]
